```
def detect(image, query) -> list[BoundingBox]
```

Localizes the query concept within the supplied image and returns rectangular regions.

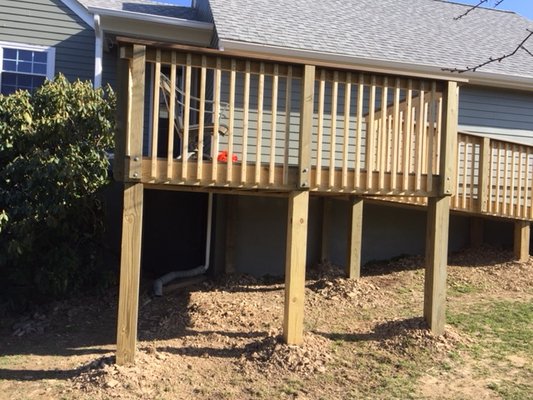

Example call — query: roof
[208,0,533,82]
[76,0,200,21]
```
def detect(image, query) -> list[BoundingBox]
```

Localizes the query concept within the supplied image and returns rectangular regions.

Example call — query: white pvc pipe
[93,14,103,89]
[153,193,213,296]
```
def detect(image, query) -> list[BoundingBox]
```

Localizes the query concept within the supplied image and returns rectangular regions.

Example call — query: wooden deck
[112,38,530,365]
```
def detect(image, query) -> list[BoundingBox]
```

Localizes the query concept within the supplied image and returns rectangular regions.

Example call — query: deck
[112,38,532,365]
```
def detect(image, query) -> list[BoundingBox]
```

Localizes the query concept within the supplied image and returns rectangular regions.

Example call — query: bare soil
[0,246,531,400]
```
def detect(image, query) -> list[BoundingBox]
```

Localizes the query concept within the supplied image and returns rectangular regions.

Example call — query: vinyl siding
[0,0,95,83]
[459,86,533,132]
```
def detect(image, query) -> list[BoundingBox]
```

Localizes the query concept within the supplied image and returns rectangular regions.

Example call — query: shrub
[0,74,116,309]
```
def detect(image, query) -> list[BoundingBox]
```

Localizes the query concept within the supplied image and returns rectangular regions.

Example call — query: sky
[161,0,533,20]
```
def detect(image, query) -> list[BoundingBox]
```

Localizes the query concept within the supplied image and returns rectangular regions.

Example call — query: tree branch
[443,29,533,73]
[454,0,505,20]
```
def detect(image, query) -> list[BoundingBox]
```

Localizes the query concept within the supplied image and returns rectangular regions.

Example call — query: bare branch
[443,29,533,73]
[454,0,506,20]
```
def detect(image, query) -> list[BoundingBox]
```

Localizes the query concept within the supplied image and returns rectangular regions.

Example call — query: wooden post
[346,197,363,279]
[283,191,309,345]
[126,44,146,182]
[424,81,457,335]
[113,48,130,182]
[320,197,331,263]
[116,183,144,365]
[514,220,530,262]
[470,217,484,248]
[478,137,491,213]
[298,65,315,189]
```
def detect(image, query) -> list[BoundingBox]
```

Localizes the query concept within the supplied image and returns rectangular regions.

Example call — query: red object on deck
[217,150,238,163]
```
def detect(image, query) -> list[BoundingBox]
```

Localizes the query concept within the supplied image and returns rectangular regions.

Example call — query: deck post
[424,81,458,335]
[283,191,309,345]
[320,198,331,263]
[298,65,315,189]
[116,183,144,365]
[346,197,364,279]
[513,220,530,262]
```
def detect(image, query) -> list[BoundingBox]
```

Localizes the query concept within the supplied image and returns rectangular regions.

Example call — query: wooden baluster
[379,79,388,190]
[283,67,293,186]
[478,137,491,213]
[211,58,221,182]
[462,136,469,210]
[366,76,376,190]
[495,142,502,214]
[342,73,351,189]
[402,80,413,191]
[241,61,251,184]
[426,82,437,193]
[196,56,206,181]
[316,70,325,188]
[151,50,161,180]
[510,146,517,217]
[269,64,279,185]
[181,54,192,181]
[517,147,523,218]
[354,74,364,189]
[329,72,339,189]
[255,63,265,185]
[415,83,425,192]
[227,59,236,184]
[503,143,509,215]
[391,79,400,191]
[166,53,176,180]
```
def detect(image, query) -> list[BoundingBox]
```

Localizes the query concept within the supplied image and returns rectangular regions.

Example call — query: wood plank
[114,55,130,182]
[426,82,436,192]
[342,73,352,188]
[478,137,491,212]
[150,50,161,179]
[181,54,192,180]
[366,77,377,190]
[329,72,339,188]
[462,137,468,209]
[241,61,251,184]
[255,63,265,184]
[503,143,509,215]
[424,196,450,335]
[167,54,177,180]
[402,80,413,191]
[415,83,425,191]
[283,67,293,185]
[439,81,458,196]
[513,220,530,262]
[316,70,326,187]
[196,56,207,180]
[379,80,388,190]
[211,58,221,181]
[391,79,400,190]
[346,197,363,279]
[299,65,315,188]
[227,59,236,183]
[128,44,146,181]
[510,147,517,217]
[283,190,309,345]
[354,74,364,189]
[116,183,144,365]
[269,64,279,185]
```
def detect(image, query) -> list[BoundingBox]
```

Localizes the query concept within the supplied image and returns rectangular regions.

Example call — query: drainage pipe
[153,193,213,296]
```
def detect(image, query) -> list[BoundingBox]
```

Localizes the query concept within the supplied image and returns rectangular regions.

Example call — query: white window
[0,42,55,95]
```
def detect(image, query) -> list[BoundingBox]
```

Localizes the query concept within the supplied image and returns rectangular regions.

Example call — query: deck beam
[283,191,309,345]
[116,183,144,365]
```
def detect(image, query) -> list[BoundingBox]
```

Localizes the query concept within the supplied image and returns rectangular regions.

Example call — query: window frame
[0,41,55,94]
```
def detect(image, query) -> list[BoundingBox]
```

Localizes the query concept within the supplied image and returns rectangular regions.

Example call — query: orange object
[217,150,238,163]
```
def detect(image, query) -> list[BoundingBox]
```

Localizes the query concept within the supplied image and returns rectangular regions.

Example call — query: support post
[116,183,144,365]
[470,217,484,248]
[320,197,331,263]
[514,220,530,262]
[346,197,364,279]
[283,191,309,345]
[424,81,457,335]
[298,65,315,189]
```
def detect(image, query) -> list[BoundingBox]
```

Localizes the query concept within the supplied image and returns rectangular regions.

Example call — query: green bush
[0,74,116,309]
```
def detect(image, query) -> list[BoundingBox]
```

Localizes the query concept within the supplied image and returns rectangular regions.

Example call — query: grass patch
[447,300,532,360]
[487,381,532,400]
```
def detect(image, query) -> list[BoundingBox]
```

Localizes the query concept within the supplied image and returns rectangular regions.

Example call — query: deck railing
[117,41,452,197]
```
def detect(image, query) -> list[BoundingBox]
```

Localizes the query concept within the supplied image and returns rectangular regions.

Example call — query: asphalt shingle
[208,0,533,79]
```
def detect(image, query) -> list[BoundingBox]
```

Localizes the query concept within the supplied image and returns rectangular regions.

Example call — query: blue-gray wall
[0,0,95,83]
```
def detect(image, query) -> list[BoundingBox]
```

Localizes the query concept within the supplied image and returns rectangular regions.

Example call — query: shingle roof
[208,0,533,80]
[77,0,199,20]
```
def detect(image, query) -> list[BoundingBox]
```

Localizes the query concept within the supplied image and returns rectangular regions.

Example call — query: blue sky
[161,0,533,20]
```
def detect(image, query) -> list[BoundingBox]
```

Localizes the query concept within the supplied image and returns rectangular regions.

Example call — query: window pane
[3,60,17,71]
[2,72,17,85]
[17,61,32,73]
[33,62,47,75]
[18,50,33,62]
[18,74,31,88]
[32,75,45,87]
[3,48,17,60]
[1,84,17,95]
[34,52,47,63]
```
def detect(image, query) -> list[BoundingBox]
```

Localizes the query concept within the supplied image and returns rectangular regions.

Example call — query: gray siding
[0,0,95,83]
[459,86,533,132]
[102,43,118,89]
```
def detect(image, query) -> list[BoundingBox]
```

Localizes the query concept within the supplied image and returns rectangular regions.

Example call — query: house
[1,0,532,365]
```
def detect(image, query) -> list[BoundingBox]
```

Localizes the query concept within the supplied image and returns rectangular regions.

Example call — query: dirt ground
[0,246,531,400]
